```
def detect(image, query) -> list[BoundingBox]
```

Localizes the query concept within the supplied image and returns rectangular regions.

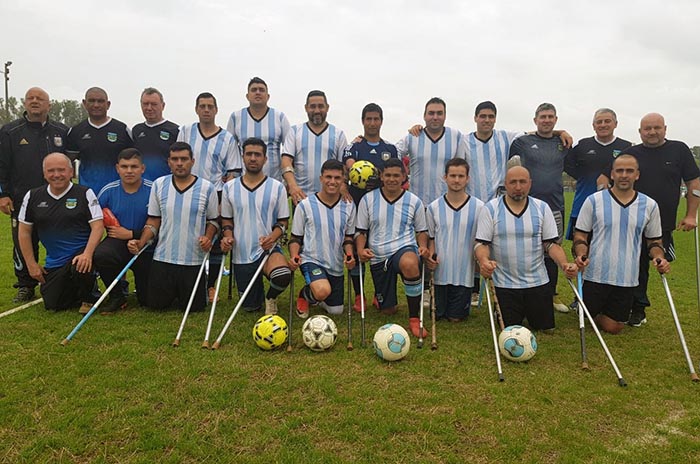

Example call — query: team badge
[160,131,171,141]
[557,143,564,152]
[312,268,323,276]
[612,149,621,158]
[53,136,63,147]
[107,132,118,143]
[381,152,391,161]
[65,198,77,209]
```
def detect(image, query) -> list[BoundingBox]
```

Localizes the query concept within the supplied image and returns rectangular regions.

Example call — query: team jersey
[356,189,427,265]
[476,196,558,289]
[66,118,133,194]
[291,194,356,276]
[97,179,152,232]
[148,175,219,266]
[18,184,102,269]
[564,136,631,218]
[576,189,662,287]
[395,127,467,206]
[177,123,241,191]
[509,134,568,213]
[132,120,179,181]
[221,176,290,265]
[342,138,399,205]
[427,194,484,287]
[282,123,347,196]
[465,129,522,202]
[227,107,290,181]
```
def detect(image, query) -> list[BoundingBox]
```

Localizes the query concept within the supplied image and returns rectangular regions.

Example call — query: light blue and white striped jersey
[176,123,241,191]
[466,129,523,202]
[221,176,290,265]
[476,196,558,289]
[576,190,662,287]
[427,194,484,287]
[282,123,347,196]
[292,194,356,277]
[148,175,219,266]
[356,189,427,265]
[395,127,467,206]
[227,107,291,182]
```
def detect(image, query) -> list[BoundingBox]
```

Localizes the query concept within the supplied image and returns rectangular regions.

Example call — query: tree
[0,97,86,126]
[691,146,700,166]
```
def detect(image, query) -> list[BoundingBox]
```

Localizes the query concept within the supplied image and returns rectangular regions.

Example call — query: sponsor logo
[19,138,29,145]
[586,150,597,155]
[53,136,63,147]
[90,199,99,206]
[81,133,91,140]
[137,131,146,138]
[107,132,118,143]
[37,201,49,208]
[66,198,77,209]
[381,152,391,161]
[530,144,538,149]
[369,149,377,154]
[13,248,24,271]
[612,149,621,158]
[160,131,171,141]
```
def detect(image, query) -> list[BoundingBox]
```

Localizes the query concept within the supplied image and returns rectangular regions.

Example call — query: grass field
[1,194,700,463]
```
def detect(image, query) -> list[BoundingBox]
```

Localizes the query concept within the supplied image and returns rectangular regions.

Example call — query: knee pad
[402,275,422,297]
[268,266,291,291]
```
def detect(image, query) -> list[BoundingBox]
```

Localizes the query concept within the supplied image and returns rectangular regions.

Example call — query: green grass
[1,195,700,463]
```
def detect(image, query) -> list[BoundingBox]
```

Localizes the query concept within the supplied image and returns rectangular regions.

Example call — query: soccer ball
[373,323,410,361]
[498,325,537,362]
[252,315,288,350]
[348,160,379,189]
[301,315,338,351]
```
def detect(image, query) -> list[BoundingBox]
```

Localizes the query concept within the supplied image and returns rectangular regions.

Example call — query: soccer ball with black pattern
[348,160,379,190]
[498,325,537,362]
[373,323,410,361]
[301,315,338,352]
[252,315,288,351]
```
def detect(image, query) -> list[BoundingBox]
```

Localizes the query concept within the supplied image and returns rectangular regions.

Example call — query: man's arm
[18,222,46,284]
[646,238,671,274]
[545,241,578,279]
[678,178,700,231]
[73,219,105,274]
[128,217,160,254]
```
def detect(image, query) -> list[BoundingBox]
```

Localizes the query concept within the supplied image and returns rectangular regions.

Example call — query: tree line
[0,97,87,127]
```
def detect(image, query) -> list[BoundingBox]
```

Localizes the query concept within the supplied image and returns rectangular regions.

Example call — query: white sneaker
[265,298,278,315]
[422,290,431,310]
[553,296,569,313]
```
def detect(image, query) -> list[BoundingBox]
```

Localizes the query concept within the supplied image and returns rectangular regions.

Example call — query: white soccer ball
[373,323,410,362]
[498,325,537,362]
[301,315,338,352]
[348,160,379,189]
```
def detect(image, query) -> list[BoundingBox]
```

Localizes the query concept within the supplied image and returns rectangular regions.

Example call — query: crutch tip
[498,374,505,382]
[431,343,437,351]
[211,341,220,350]
[346,344,354,351]
[172,340,180,348]
[59,339,69,346]
[201,341,210,349]
[286,345,293,353]
[691,373,699,383]
[581,363,590,371]
[618,378,628,387]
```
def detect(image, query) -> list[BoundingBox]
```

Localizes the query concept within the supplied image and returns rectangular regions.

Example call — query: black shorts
[147,260,206,311]
[233,248,284,310]
[494,283,554,331]
[434,284,471,320]
[582,280,633,323]
[370,246,418,309]
[41,260,96,311]
[300,262,344,307]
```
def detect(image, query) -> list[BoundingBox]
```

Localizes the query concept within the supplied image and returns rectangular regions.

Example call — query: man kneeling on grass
[355,158,431,337]
[572,154,670,334]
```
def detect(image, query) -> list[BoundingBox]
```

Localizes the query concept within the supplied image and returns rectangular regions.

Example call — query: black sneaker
[100,296,127,314]
[13,287,35,303]
[569,299,578,313]
[628,310,647,327]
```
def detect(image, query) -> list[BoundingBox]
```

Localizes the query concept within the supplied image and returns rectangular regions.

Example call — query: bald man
[622,113,700,327]
[475,166,578,332]
[18,153,104,311]
[0,87,69,302]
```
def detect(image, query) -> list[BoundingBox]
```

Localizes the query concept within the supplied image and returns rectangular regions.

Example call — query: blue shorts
[300,262,344,306]
[370,246,419,309]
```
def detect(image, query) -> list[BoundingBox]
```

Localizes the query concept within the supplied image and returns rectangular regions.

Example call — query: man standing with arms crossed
[0,87,69,302]
[623,113,700,327]
[132,87,179,181]
[227,77,290,182]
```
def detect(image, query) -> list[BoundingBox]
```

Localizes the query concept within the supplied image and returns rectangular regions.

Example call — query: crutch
[172,251,210,347]
[359,258,366,347]
[485,278,504,382]
[346,266,354,351]
[567,279,627,387]
[0,298,43,319]
[418,263,425,348]
[227,251,234,300]
[577,272,589,370]
[202,252,227,349]
[61,243,152,345]
[286,269,295,353]
[212,252,270,350]
[430,254,437,350]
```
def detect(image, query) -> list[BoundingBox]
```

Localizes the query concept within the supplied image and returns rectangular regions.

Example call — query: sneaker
[296,292,309,319]
[208,287,219,303]
[353,294,366,313]
[79,302,93,314]
[553,296,569,313]
[408,317,428,338]
[422,290,431,310]
[13,287,35,303]
[569,299,578,313]
[380,306,398,316]
[265,298,278,315]
[470,292,480,308]
[628,310,647,327]
[100,295,127,314]
[373,296,380,310]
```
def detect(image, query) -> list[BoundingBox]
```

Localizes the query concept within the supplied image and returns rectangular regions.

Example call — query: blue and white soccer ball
[373,323,410,361]
[498,325,537,362]
[302,315,338,352]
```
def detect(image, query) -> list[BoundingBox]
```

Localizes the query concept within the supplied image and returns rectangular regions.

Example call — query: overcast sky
[4,0,700,146]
